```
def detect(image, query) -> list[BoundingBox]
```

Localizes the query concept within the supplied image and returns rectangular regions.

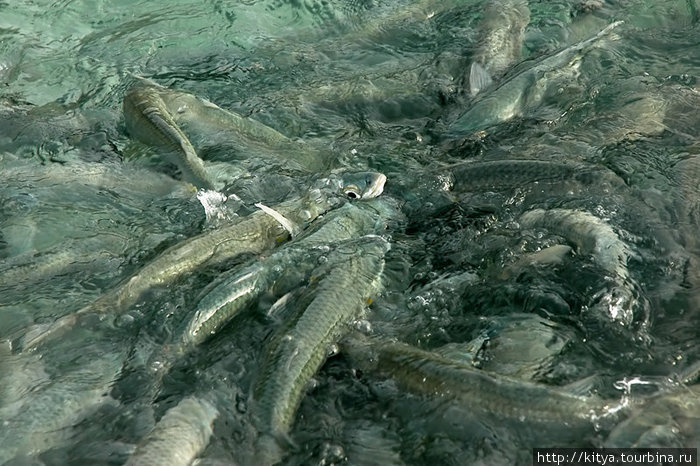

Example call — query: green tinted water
[1,0,699,464]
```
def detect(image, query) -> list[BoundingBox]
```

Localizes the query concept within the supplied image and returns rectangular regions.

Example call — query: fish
[134,199,397,394]
[468,0,530,96]
[0,342,48,412]
[447,313,571,380]
[519,208,631,288]
[0,158,194,199]
[674,155,700,298]
[16,171,386,352]
[124,84,333,181]
[342,335,627,432]
[185,199,396,352]
[496,244,573,279]
[124,86,216,190]
[253,235,389,464]
[449,159,624,192]
[605,384,700,448]
[519,208,645,326]
[0,237,121,297]
[334,171,388,200]
[448,20,623,138]
[124,396,218,466]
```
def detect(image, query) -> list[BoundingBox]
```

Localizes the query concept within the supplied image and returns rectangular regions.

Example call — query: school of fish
[0,0,699,464]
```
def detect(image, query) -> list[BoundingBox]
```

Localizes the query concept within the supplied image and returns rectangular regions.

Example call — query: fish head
[340,171,388,199]
[320,171,387,200]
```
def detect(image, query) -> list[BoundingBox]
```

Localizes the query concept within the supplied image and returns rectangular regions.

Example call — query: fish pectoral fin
[469,62,494,97]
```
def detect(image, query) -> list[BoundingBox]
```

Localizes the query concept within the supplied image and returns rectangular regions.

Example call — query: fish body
[253,236,389,463]
[124,86,215,190]
[449,21,623,137]
[185,199,395,352]
[519,208,631,283]
[18,173,385,352]
[343,336,624,430]
[449,159,617,192]
[124,85,332,178]
[519,208,644,325]
[125,396,218,466]
[469,0,530,96]
[0,237,121,296]
[605,384,700,448]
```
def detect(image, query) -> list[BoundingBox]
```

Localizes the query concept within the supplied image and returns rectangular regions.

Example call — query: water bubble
[319,442,345,465]
[354,319,372,333]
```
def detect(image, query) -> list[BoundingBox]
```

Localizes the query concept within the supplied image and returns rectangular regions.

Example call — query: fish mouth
[362,173,387,199]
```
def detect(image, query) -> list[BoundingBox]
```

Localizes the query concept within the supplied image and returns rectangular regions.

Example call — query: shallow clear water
[1,0,699,464]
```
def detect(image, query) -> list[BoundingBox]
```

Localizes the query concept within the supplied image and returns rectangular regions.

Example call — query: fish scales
[519,208,631,282]
[18,189,338,351]
[109,209,288,307]
[518,208,647,325]
[187,201,391,350]
[451,159,581,191]
[125,396,218,466]
[129,84,330,174]
[254,237,389,443]
[674,156,700,294]
[160,89,293,148]
[346,337,621,428]
[605,384,700,448]
[134,202,393,397]
[472,0,529,75]
[0,240,118,293]
[124,87,214,190]
[160,89,327,171]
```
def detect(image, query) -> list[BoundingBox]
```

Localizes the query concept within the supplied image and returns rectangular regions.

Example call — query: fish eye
[344,186,361,199]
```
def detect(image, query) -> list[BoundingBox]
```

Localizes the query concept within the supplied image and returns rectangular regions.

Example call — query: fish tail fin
[12,314,76,353]
[11,301,100,352]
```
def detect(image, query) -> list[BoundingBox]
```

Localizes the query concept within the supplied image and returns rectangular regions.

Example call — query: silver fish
[519,208,644,326]
[185,199,395,352]
[0,237,121,297]
[469,0,530,96]
[605,384,700,448]
[125,396,218,466]
[449,159,623,192]
[124,84,334,185]
[674,155,700,299]
[253,236,389,464]
[18,172,386,352]
[137,199,397,392]
[449,21,623,137]
[519,208,631,287]
[124,86,215,190]
[342,335,626,431]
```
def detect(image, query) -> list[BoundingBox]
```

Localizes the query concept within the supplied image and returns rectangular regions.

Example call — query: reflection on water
[1,0,699,464]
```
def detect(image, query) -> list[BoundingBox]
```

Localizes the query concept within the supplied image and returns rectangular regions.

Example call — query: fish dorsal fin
[469,62,493,96]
